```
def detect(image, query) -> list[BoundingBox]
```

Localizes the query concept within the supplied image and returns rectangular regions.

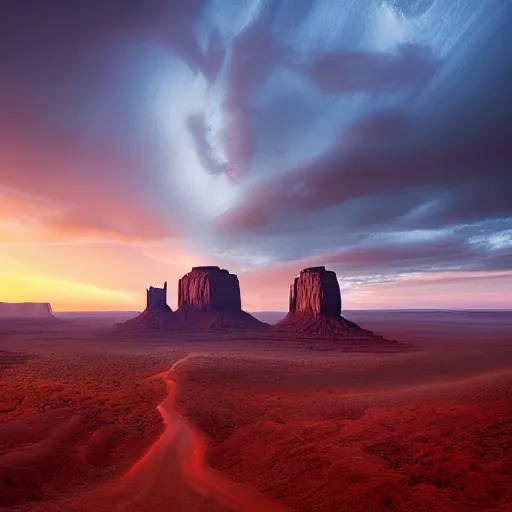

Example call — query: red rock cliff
[289,266,341,317]
[146,281,171,311]
[178,266,242,312]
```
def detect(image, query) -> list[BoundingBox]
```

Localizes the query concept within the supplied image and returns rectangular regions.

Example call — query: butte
[174,266,269,331]
[116,282,174,329]
[274,266,392,342]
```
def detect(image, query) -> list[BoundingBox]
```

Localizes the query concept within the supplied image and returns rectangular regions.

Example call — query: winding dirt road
[76,355,291,512]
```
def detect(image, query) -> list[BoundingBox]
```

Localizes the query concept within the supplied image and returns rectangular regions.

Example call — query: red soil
[71,357,290,512]
[174,314,512,512]
[0,311,510,511]
[177,364,512,511]
[0,338,180,508]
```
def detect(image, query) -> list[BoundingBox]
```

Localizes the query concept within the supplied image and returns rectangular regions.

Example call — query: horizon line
[52,308,512,313]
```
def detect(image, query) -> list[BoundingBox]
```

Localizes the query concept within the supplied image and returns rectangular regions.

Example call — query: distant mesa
[116,282,174,329]
[0,302,54,319]
[175,267,268,331]
[275,267,391,342]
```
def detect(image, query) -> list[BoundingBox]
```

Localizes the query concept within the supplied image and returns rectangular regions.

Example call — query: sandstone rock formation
[117,269,268,332]
[146,282,170,311]
[289,266,341,317]
[178,267,241,311]
[0,302,54,319]
[275,267,391,342]
[117,282,173,329]
[175,266,268,331]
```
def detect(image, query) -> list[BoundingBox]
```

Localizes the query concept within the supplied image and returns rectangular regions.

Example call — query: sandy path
[71,354,291,512]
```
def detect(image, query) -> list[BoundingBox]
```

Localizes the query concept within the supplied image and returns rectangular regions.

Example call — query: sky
[1,0,511,312]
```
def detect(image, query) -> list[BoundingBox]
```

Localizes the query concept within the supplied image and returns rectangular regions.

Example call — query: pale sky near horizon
[1,0,511,312]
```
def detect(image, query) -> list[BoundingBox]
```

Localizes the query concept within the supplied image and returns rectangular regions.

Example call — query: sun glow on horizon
[0,267,141,312]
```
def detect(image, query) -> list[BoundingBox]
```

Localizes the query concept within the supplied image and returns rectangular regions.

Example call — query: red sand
[0,311,510,511]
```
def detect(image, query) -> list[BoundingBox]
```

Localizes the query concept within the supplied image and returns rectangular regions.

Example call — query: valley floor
[0,311,511,511]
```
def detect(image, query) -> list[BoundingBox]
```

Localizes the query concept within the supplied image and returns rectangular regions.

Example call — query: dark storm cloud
[304,43,440,95]
[217,3,512,236]
[217,112,512,233]
[236,226,511,305]
[215,15,512,275]
[342,109,412,147]
[320,234,512,275]
[218,18,439,181]
[469,252,512,273]
[0,0,221,150]
[221,2,283,180]
[244,228,512,283]
[0,0,217,89]
[213,0,512,281]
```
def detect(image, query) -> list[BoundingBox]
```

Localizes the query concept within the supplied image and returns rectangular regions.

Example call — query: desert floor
[0,311,511,511]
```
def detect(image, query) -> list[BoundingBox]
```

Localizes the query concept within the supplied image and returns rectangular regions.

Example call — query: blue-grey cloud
[1,0,511,281]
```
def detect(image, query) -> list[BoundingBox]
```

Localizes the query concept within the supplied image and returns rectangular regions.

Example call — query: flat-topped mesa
[289,266,341,317]
[175,266,268,331]
[146,281,170,311]
[0,302,54,319]
[178,267,242,312]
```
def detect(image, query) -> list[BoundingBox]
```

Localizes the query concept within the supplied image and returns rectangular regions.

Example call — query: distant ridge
[0,302,54,319]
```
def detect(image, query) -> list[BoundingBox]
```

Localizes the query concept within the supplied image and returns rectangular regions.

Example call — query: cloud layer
[1,0,511,310]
